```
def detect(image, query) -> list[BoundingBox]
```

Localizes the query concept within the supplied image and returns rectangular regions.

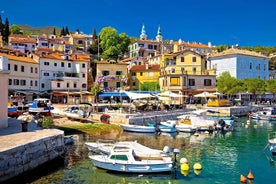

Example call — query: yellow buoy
[181,169,189,176]
[193,163,202,170]
[181,163,190,171]
[246,120,250,125]
[193,163,202,176]
[253,124,257,128]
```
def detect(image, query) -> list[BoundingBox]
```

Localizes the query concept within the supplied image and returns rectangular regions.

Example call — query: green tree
[3,18,10,44]
[60,27,65,36]
[216,71,242,96]
[0,15,3,36]
[65,26,70,35]
[242,78,266,100]
[90,84,101,112]
[10,24,22,34]
[214,45,228,52]
[88,28,102,57]
[118,33,131,58]
[140,82,160,91]
[53,27,56,35]
[99,26,130,59]
[265,79,276,98]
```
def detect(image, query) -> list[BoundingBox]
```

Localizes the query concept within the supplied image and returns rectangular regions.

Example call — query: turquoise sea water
[14,117,276,184]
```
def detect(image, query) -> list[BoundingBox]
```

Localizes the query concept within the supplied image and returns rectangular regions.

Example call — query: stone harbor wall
[0,129,65,182]
[128,112,185,125]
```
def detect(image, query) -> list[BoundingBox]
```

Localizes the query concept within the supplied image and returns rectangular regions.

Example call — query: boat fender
[180,157,188,164]
[163,146,171,153]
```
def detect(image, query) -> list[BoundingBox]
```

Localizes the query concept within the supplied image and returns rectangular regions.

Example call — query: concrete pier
[0,118,65,182]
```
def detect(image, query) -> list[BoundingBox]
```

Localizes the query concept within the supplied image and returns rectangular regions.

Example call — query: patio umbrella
[194,92,216,98]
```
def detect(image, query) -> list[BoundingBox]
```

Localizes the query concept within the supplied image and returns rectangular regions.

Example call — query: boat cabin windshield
[110,155,128,161]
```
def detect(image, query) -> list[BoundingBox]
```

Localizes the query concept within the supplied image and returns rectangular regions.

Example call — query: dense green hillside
[18,24,62,35]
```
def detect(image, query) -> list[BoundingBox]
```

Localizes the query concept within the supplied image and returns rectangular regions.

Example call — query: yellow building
[129,64,160,91]
[95,60,128,91]
[159,49,216,104]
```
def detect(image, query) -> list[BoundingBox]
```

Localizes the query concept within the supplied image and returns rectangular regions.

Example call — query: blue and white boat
[120,124,157,133]
[28,98,54,116]
[159,120,177,133]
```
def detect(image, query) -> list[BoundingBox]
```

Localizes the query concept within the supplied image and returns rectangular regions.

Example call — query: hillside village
[0,24,274,105]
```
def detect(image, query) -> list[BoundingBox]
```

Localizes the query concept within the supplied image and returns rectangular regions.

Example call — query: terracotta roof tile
[211,48,269,58]
[10,38,37,44]
[130,64,160,71]
[0,53,38,64]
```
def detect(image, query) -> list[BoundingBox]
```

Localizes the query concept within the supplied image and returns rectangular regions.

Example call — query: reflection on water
[9,117,276,184]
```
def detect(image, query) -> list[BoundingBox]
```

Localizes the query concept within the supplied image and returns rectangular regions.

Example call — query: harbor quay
[0,118,65,183]
[0,104,258,182]
[93,104,258,125]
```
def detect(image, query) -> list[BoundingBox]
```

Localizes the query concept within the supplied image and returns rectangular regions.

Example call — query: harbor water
[7,117,276,184]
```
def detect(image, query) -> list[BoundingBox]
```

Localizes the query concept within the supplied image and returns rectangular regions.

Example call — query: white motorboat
[85,139,116,154]
[177,110,234,132]
[63,103,92,120]
[249,107,276,121]
[175,123,198,133]
[120,124,157,133]
[88,141,177,173]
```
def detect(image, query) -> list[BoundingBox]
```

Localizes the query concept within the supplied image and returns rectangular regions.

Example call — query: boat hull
[89,155,172,173]
[120,124,156,133]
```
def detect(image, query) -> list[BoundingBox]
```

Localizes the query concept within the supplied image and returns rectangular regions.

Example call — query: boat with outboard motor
[88,140,180,173]
[177,110,234,132]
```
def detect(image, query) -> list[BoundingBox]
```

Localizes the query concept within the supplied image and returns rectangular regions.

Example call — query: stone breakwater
[0,128,65,182]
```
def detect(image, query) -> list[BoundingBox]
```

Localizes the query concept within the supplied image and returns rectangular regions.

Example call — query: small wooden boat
[88,141,177,173]
[120,124,157,133]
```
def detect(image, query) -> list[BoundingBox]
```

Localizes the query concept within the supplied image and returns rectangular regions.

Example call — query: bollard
[21,121,29,132]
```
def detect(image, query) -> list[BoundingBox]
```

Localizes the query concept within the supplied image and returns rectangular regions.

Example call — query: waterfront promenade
[0,118,65,182]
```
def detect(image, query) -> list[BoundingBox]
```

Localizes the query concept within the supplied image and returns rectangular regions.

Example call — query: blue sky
[1,0,276,46]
